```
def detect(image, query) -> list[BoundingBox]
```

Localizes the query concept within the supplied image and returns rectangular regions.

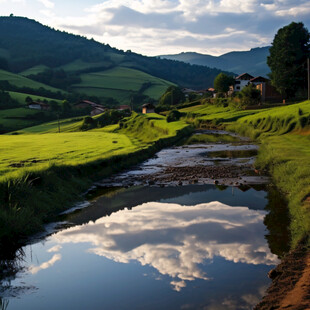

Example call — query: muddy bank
[254,242,310,310]
[97,133,269,188]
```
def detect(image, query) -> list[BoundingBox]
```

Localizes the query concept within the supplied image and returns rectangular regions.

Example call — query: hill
[0,16,233,95]
[159,47,271,77]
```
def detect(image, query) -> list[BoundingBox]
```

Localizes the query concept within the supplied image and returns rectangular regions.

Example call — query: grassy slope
[0,108,48,132]
[72,66,174,103]
[183,101,310,248]
[0,113,192,243]
[0,69,63,92]
[8,91,62,105]
[228,101,310,247]
[19,65,50,76]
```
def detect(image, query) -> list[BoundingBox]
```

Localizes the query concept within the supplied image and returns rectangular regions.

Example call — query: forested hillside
[0,16,232,90]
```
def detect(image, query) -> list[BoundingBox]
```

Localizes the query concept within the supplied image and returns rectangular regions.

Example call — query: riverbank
[0,113,193,249]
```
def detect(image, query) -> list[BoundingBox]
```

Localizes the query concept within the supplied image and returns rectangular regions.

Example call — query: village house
[74,100,107,116]
[231,73,282,103]
[234,73,254,92]
[27,101,50,111]
[74,100,98,109]
[90,106,107,116]
[142,103,155,114]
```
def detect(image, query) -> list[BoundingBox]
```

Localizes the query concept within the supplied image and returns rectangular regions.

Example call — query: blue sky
[1,0,310,56]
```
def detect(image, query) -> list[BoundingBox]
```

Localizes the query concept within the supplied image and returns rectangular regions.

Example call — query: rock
[268,269,282,279]
[214,180,219,184]
[178,181,183,186]
[148,180,155,185]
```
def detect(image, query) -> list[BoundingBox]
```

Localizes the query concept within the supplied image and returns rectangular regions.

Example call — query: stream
[0,130,290,310]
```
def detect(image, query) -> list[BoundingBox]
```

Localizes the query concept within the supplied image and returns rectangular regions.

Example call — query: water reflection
[52,201,278,291]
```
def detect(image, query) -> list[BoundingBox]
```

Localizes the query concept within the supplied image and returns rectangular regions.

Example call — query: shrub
[167,109,183,122]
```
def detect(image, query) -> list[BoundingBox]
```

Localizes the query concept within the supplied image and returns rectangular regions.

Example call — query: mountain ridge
[159,47,271,77]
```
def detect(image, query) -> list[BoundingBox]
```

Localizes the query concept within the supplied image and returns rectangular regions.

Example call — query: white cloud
[52,201,278,291]
[35,0,310,56]
[37,0,54,9]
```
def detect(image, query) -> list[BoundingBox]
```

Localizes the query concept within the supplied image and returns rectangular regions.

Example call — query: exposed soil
[254,242,310,310]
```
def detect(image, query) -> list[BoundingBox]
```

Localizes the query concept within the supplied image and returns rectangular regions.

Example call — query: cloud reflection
[29,254,62,275]
[52,201,278,291]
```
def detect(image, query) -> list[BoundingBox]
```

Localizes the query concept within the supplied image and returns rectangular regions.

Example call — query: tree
[267,22,310,98]
[25,96,33,104]
[214,73,235,93]
[239,84,261,106]
[159,86,185,106]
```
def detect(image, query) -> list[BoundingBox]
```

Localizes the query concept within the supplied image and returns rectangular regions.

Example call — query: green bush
[167,109,183,122]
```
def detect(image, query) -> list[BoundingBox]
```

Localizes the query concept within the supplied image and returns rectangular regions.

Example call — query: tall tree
[214,73,234,93]
[267,22,310,98]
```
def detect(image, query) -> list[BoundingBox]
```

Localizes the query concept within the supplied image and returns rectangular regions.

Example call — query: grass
[19,65,50,76]
[72,66,174,103]
[184,133,240,144]
[0,131,137,181]
[0,69,63,93]
[8,91,62,105]
[0,113,192,245]
[179,100,310,248]
[221,100,310,248]
[0,108,47,132]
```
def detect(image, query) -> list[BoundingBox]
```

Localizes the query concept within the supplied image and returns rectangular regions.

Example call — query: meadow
[72,66,174,103]
[0,69,63,92]
[0,113,192,243]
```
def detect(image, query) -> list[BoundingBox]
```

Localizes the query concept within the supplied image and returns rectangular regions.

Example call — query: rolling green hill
[0,16,233,92]
[160,47,271,77]
[72,67,174,103]
[0,69,63,92]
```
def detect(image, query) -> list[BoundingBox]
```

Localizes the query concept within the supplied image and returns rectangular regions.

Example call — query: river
[0,130,290,310]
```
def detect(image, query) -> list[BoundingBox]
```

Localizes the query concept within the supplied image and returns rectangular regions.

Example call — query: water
[1,185,279,310]
[0,131,287,310]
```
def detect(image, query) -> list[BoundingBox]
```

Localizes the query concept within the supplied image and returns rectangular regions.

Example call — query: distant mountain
[0,16,234,97]
[159,47,271,77]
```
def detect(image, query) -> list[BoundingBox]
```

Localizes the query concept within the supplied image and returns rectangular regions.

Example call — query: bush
[167,109,183,122]
[80,116,97,130]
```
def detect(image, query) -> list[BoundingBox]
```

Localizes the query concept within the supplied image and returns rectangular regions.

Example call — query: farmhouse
[74,100,98,109]
[90,106,107,116]
[27,102,50,110]
[234,73,254,92]
[142,103,155,114]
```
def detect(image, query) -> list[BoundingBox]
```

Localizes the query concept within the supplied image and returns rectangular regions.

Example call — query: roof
[142,103,155,108]
[250,76,269,83]
[207,88,215,92]
[81,100,97,106]
[235,73,254,80]
[118,105,131,110]
[28,102,50,107]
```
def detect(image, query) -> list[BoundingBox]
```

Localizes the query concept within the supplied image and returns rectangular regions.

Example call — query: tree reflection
[264,185,291,258]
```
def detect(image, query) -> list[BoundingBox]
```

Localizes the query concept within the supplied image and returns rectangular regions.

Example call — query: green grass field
[8,91,62,105]
[72,66,174,103]
[0,108,47,132]
[2,112,191,180]
[0,69,63,92]
[19,65,50,76]
[0,131,137,180]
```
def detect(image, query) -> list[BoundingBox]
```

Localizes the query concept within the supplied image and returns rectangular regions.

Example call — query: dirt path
[254,243,310,310]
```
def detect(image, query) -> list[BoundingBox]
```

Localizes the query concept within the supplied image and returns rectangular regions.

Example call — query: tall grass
[0,113,192,246]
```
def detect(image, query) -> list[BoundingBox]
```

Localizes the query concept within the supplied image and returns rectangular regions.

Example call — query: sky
[1,0,310,56]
